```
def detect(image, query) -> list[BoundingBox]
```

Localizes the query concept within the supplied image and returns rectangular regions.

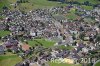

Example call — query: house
[0,45,5,55]
[82,47,89,53]
[21,44,30,51]
[30,28,36,37]
[11,46,19,53]
[30,31,36,37]
[4,39,18,48]
[37,30,43,36]
[84,36,89,41]
[15,62,24,66]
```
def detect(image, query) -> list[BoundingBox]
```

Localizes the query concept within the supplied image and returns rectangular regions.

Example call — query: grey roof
[15,62,23,66]
[0,45,4,51]
[53,15,66,21]
[11,46,18,51]
[4,39,18,46]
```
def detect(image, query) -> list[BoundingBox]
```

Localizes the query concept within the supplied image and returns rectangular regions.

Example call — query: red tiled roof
[22,44,30,51]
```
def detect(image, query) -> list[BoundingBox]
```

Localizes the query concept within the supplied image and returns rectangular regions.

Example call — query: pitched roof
[4,40,18,46]
[22,44,30,51]
[0,45,4,51]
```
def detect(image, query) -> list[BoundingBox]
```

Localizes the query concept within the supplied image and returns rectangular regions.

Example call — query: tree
[2,6,8,10]
[98,24,100,28]
[79,32,85,40]
[96,34,100,42]
[84,1,90,6]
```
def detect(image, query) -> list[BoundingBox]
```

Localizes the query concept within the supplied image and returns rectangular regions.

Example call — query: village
[0,0,100,66]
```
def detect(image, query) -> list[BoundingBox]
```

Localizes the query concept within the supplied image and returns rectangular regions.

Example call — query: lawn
[0,53,82,66]
[66,13,78,20]
[0,53,21,66]
[74,0,100,4]
[31,0,59,7]
[84,18,96,24]
[0,30,11,37]
[66,8,78,20]
[0,16,6,19]
[81,5,93,10]
[14,0,99,11]
[3,0,67,12]
[0,0,99,12]
[57,45,74,50]
[95,61,100,66]
[28,39,55,47]
[49,62,82,66]
[0,0,9,11]
[27,39,39,46]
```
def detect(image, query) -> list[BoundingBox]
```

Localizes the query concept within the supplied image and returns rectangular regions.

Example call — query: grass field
[1,0,67,12]
[0,0,9,11]
[28,39,55,47]
[70,0,100,4]
[95,61,100,66]
[49,62,82,66]
[0,52,81,66]
[66,8,78,20]
[81,5,93,10]
[0,0,98,12]
[0,30,10,37]
[58,45,74,50]
[0,53,21,66]
[78,0,100,4]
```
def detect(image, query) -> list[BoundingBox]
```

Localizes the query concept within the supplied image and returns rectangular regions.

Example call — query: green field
[0,0,67,12]
[0,0,9,11]
[81,5,93,10]
[67,0,100,4]
[0,52,81,66]
[0,0,99,12]
[49,62,82,66]
[0,30,10,37]
[58,45,74,50]
[28,39,55,47]
[28,39,74,50]
[0,53,21,66]
[66,8,78,20]
[95,61,100,66]
[76,0,100,4]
